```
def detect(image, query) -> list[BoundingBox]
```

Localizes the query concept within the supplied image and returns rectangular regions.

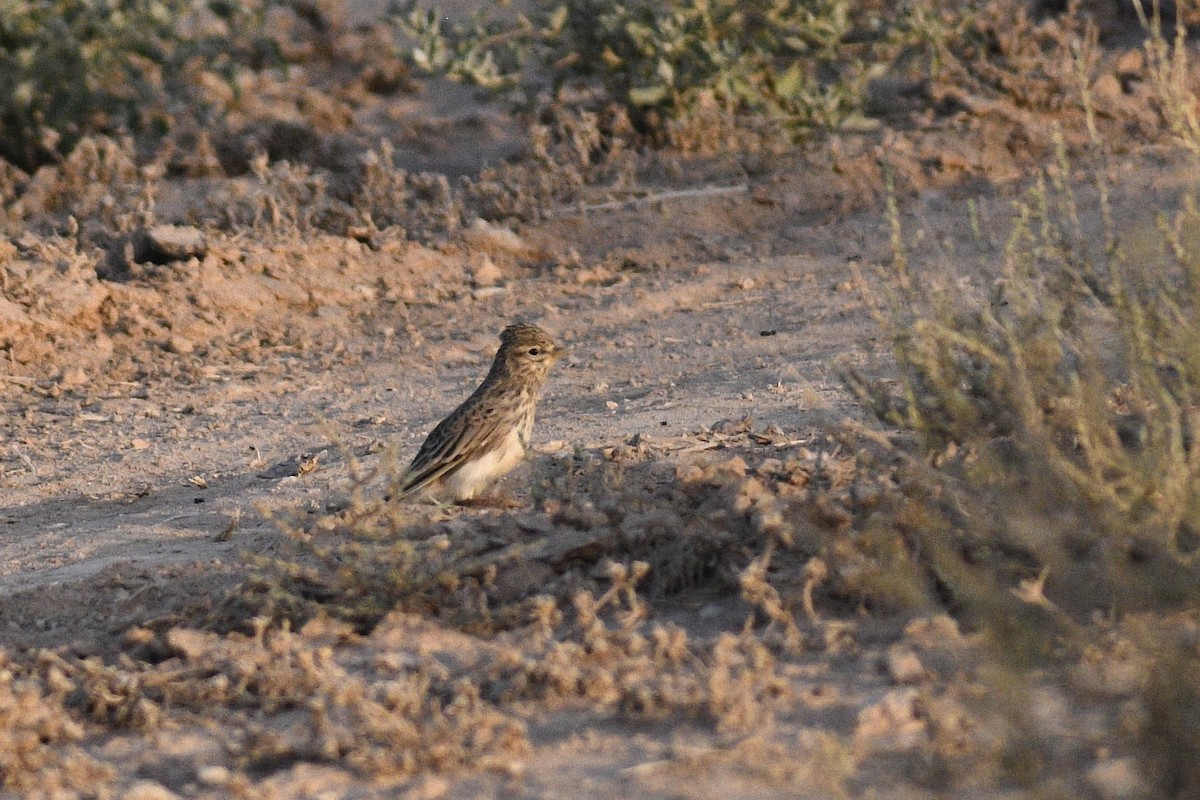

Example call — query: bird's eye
[527,347,541,356]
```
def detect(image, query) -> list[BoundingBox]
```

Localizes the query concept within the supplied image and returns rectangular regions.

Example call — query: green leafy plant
[394,0,874,139]
[554,0,861,127]
[0,0,274,171]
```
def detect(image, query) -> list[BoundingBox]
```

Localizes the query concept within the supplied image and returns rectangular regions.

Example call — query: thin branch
[545,183,750,218]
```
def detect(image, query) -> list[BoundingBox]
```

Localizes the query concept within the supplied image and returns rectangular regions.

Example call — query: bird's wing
[394,401,505,498]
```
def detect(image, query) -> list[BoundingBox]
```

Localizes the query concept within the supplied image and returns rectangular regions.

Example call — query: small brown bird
[392,323,562,502]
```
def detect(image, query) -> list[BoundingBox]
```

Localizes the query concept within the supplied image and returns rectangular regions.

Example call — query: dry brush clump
[0,0,257,171]
[395,0,890,146]
[486,561,792,735]
[842,18,1200,786]
[852,138,1200,617]
[0,618,533,791]
[390,0,1170,158]
[240,431,950,737]
[141,619,529,779]
[0,650,117,796]
[461,104,643,222]
[238,429,1173,793]
[249,429,912,635]
[355,140,462,238]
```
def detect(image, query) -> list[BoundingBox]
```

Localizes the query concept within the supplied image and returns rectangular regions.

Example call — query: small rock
[463,218,533,258]
[472,254,503,287]
[57,366,88,389]
[196,765,231,786]
[885,646,927,685]
[711,416,754,435]
[471,286,508,300]
[130,438,151,451]
[1087,757,1148,800]
[137,225,207,264]
[167,335,195,355]
[124,781,181,800]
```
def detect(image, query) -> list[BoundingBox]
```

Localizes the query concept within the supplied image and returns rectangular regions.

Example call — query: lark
[391,323,562,503]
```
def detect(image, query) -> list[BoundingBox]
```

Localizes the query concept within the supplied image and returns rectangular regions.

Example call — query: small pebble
[124,782,181,800]
[885,646,927,684]
[197,765,231,786]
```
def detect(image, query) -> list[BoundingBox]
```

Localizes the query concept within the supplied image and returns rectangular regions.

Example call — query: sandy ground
[0,7,1191,797]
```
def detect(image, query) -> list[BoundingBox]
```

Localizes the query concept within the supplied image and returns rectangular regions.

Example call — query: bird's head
[497,323,562,381]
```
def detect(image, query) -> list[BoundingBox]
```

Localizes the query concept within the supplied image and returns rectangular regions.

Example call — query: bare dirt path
[0,152,887,606]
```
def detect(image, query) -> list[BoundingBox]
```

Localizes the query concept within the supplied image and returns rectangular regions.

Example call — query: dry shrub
[932,3,1095,113]
[499,562,789,733]
[245,509,464,633]
[10,135,154,236]
[0,0,278,171]
[215,152,355,235]
[461,105,640,222]
[850,145,1200,617]
[1138,0,1200,161]
[844,15,1200,781]
[244,433,931,742]
[388,1,1162,161]
[875,1,1167,160]
[356,140,464,238]
[0,650,116,795]
[396,0,872,140]
[140,619,529,778]
[251,432,898,636]
[0,618,530,788]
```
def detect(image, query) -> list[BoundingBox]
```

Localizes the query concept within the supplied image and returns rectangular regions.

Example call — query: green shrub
[548,0,864,129]
[396,0,876,139]
[0,0,274,171]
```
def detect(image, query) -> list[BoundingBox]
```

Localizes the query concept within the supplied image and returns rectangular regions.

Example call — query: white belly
[442,425,528,501]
